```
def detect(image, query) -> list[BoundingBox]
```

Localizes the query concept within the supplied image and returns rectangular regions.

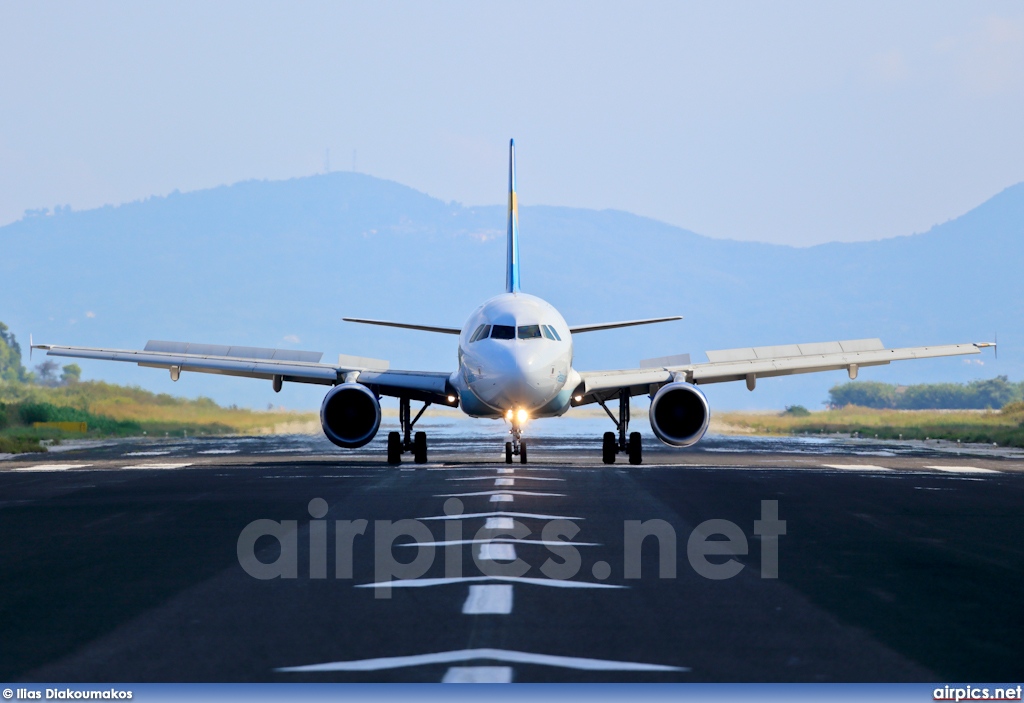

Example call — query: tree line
[828,377,1024,410]
[0,322,80,387]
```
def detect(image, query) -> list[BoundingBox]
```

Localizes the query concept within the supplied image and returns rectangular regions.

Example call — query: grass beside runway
[718,403,1024,448]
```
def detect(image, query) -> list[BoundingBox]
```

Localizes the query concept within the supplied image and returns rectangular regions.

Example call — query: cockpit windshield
[517,325,542,340]
[490,325,516,340]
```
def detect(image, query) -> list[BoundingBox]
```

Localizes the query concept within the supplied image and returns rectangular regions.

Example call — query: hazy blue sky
[2,2,1022,246]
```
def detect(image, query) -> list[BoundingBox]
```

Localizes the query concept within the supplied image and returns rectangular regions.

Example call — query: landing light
[506,409,514,420]
[447,395,456,403]
[517,409,529,423]
[574,395,583,402]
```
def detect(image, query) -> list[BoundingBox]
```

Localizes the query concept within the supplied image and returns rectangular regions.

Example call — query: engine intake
[649,381,710,447]
[320,383,381,448]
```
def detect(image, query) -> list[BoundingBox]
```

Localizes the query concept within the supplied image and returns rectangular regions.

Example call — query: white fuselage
[449,292,581,419]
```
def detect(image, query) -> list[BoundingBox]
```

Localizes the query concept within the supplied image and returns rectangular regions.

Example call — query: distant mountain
[2,174,1020,412]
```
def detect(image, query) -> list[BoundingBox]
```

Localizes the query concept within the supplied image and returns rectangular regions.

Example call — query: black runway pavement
[1,433,1022,683]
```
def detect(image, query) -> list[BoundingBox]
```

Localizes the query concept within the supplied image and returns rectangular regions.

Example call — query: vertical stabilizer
[506,139,521,293]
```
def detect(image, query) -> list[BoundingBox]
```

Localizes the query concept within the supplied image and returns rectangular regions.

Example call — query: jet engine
[319,383,381,448]
[649,381,710,447]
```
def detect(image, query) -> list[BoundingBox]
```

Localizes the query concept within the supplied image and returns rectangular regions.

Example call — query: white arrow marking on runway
[439,490,565,497]
[925,465,1000,474]
[478,543,516,560]
[396,537,599,547]
[418,511,584,521]
[822,464,892,471]
[14,464,93,471]
[355,575,625,589]
[485,517,515,529]
[442,666,513,682]
[462,584,513,614]
[276,647,685,672]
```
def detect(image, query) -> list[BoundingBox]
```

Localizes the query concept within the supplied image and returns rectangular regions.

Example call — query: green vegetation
[828,376,1024,410]
[720,404,1024,448]
[0,322,314,454]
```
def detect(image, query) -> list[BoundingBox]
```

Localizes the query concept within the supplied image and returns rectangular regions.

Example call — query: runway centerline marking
[925,465,1000,474]
[355,575,625,589]
[478,543,517,561]
[490,494,513,503]
[822,464,892,472]
[276,647,685,673]
[462,584,513,614]
[442,666,513,683]
[497,468,514,474]
[448,475,563,481]
[495,478,514,486]
[485,517,516,529]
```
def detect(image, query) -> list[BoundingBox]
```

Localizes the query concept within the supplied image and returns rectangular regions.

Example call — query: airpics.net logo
[235,498,786,597]
[934,685,1023,701]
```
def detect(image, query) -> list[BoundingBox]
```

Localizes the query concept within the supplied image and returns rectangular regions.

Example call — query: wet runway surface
[2,431,1023,682]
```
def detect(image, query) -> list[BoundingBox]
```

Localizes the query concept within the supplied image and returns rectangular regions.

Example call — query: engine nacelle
[649,381,710,447]
[319,383,381,448]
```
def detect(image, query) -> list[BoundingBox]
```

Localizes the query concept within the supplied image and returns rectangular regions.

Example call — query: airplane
[32,140,994,465]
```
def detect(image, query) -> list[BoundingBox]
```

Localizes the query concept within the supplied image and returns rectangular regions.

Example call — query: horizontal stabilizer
[705,338,883,363]
[144,340,322,363]
[640,353,691,369]
[342,318,461,335]
[569,316,682,334]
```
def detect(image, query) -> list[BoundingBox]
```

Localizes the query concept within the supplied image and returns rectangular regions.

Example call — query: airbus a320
[34,141,994,464]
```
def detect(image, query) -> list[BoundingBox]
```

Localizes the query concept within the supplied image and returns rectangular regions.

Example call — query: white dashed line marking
[14,464,92,472]
[122,463,194,470]
[276,647,685,672]
[197,449,239,454]
[478,543,517,561]
[123,451,171,456]
[925,465,1000,474]
[462,584,513,614]
[485,517,515,529]
[490,494,514,503]
[497,468,514,474]
[495,478,514,486]
[822,464,892,472]
[442,666,513,683]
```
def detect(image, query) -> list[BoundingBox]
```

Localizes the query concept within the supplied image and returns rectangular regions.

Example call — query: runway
[2,431,1022,683]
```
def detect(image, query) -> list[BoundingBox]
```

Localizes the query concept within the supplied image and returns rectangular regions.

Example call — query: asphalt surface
[1,431,1022,683]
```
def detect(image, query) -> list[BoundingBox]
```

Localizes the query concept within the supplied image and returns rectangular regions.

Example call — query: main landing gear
[505,414,528,464]
[387,397,430,465]
[595,389,642,465]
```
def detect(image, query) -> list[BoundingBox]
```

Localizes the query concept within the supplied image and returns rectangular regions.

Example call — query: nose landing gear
[387,396,431,465]
[595,389,642,465]
[505,416,528,464]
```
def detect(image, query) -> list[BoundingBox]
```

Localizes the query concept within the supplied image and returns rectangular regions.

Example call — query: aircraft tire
[627,432,642,465]
[413,431,428,464]
[602,431,617,464]
[520,441,528,464]
[505,442,513,464]
[387,431,402,465]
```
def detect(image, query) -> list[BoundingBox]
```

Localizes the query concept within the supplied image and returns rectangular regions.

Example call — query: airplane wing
[32,340,458,406]
[569,316,682,334]
[574,338,994,405]
[342,318,462,335]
